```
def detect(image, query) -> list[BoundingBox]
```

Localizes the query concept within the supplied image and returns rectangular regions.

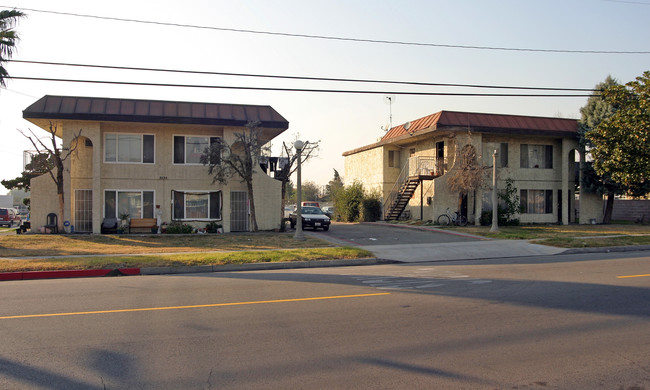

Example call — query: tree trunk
[56,157,65,232]
[247,181,258,232]
[280,180,287,231]
[602,192,615,224]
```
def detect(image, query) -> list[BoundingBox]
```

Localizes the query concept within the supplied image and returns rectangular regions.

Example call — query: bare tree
[19,122,81,232]
[201,121,272,232]
[274,136,320,210]
[446,134,489,196]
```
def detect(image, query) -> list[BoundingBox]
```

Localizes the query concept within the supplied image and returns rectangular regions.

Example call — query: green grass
[393,221,650,248]
[0,246,373,272]
[537,235,650,248]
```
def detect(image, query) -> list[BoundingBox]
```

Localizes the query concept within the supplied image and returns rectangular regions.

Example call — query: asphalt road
[1,251,649,389]
[316,222,480,246]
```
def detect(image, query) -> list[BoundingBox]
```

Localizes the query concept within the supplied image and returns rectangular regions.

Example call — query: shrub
[360,195,382,222]
[165,222,194,234]
[205,221,222,233]
[333,181,364,222]
[480,208,520,226]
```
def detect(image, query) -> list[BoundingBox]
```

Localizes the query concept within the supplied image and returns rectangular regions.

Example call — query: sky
[1,0,649,195]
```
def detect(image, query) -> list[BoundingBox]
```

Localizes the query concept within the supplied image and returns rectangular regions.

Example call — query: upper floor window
[174,136,220,165]
[520,144,552,169]
[484,142,508,168]
[388,150,401,168]
[105,133,154,163]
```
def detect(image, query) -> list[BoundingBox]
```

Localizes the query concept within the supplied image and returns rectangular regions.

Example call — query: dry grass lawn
[0,232,333,258]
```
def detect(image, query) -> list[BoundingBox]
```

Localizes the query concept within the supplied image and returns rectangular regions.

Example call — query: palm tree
[0,9,25,87]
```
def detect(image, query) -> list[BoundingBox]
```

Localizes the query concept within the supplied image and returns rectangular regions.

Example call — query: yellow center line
[617,273,650,279]
[0,293,390,320]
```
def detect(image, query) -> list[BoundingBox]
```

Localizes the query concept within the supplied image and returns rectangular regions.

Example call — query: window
[409,148,416,157]
[484,142,508,168]
[104,190,154,218]
[174,136,220,165]
[520,189,553,214]
[172,191,222,220]
[388,150,401,168]
[520,144,552,169]
[105,134,154,163]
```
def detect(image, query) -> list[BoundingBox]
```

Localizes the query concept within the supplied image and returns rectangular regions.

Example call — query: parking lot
[312,222,480,246]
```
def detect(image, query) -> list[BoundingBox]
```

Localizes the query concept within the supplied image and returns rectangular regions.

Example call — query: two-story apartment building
[23,95,289,233]
[344,110,604,225]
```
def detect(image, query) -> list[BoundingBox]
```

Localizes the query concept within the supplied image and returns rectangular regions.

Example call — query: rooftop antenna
[381,95,396,132]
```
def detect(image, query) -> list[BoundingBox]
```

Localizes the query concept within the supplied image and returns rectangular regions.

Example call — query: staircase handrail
[383,159,411,220]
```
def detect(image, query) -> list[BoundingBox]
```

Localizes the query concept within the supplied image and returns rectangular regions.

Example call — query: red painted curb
[0,268,141,281]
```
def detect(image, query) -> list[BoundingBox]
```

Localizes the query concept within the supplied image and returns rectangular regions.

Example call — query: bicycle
[437,207,468,226]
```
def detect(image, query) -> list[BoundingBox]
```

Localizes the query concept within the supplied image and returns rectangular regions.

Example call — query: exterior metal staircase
[384,178,419,220]
[383,156,445,221]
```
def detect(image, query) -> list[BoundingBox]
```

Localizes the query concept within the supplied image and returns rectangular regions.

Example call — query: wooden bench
[129,218,158,233]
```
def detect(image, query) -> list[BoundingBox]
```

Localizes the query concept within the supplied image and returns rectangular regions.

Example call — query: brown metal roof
[382,110,578,141]
[23,95,290,130]
[343,110,579,156]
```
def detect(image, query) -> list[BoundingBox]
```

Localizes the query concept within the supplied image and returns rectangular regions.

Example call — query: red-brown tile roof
[382,110,578,141]
[23,95,289,130]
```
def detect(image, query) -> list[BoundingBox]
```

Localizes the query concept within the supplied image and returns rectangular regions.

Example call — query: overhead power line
[8,59,595,92]
[5,5,650,55]
[7,76,595,97]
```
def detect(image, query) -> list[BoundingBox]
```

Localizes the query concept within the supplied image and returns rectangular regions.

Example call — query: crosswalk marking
[347,266,492,291]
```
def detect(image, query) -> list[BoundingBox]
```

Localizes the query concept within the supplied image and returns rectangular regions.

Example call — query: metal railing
[382,156,447,220]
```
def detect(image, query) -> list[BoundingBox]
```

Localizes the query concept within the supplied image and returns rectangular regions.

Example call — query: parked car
[0,208,21,228]
[289,206,330,231]
[321,206,335,218]
[301,201,320,208]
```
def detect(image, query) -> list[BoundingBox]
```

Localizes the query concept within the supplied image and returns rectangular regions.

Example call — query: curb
[0,258,393,281]
[562,244,650,255]
[142,258,392,274]
[0,268,140,281]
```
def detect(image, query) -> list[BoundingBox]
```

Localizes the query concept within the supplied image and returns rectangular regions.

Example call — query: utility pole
[490,149,499,233]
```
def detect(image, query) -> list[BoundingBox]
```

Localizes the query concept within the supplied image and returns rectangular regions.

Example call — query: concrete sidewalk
[358,239,567,262]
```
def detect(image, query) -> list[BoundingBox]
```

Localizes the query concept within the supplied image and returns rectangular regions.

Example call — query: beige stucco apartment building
[344,110,603,225]
[24,95,289,233]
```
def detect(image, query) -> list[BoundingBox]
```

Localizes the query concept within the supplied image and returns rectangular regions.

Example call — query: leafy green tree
[579,76,621,223]
[301,181,321,202]
[324,169,343,201]
[586,71,650,218]
[2,152,53,192]
[0,9,25,87]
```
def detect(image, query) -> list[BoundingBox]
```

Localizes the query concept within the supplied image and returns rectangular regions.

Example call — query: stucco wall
[30,120,284,233]
[30,173,58,231]
[345,130,586,225]
[344,147,385,193]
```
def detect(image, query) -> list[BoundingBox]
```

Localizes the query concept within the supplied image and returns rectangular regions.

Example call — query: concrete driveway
[306,222,565,262]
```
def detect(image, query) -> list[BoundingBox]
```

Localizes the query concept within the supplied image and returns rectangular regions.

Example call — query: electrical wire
[7,59,596,92]
[7,75,595,97]
[4,5,650,54]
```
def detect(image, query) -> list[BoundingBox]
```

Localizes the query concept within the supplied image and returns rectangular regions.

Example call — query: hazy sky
[1,0,649,194]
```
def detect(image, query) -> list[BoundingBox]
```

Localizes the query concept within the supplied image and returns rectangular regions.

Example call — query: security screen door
[74,189,92,233]
[230,191,249,232]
